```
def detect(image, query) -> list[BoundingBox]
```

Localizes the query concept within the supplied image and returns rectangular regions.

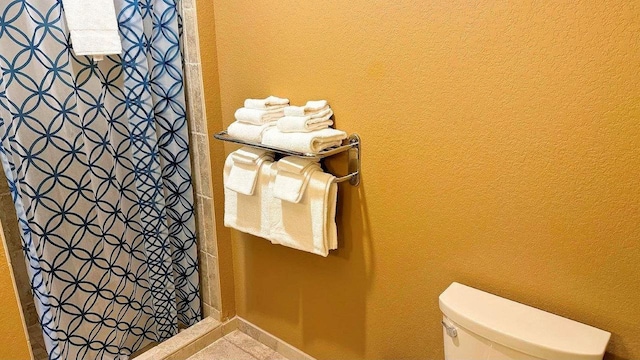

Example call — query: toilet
[439,282,611,360]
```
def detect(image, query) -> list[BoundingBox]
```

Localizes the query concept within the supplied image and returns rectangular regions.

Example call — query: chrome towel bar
[213,131,361,186]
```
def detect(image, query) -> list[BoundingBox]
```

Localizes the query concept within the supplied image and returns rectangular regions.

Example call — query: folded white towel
[244,96,290,109]
[224,148,275,238]
[269,170,338,257]
[284,105,333,117]
[273,157,321,203]
[227,121,276,143]
[235,107,286,125]
[284,105,333,119]
[277,114,333,133]
[225,147,274,196]
[262,128,347,153]
[61,0,122,58]
[283,100,328,116]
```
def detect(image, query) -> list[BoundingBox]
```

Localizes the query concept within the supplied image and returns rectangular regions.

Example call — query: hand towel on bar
[277,114,333,133]
[61,0,122,57]
[225,147,273,195]
[283,100,328,116]
[227,120,276,143]
[268,169,338,257]
[262,128,347,153]
[244,96,290,109]
[235,107,286,125]
[273,157,321,203]
[224,148,275,238]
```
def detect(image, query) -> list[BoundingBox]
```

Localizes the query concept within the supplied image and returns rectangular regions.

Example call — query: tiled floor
[187,330,289,360]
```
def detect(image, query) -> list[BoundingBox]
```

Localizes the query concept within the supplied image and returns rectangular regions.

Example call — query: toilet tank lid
[439,283,611,360]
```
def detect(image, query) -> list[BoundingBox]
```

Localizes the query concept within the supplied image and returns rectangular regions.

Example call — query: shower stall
[0,0,220,359]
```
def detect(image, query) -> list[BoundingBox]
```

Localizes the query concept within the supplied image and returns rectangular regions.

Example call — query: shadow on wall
[237,168,375,359]
[605,334,632,360]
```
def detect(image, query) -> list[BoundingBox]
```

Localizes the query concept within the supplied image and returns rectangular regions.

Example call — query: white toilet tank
[439,283,611,360]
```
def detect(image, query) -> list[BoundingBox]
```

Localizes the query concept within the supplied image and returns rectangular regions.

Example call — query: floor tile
[224,330,276,360]
[188,338,257,360]
[264,352,290,360]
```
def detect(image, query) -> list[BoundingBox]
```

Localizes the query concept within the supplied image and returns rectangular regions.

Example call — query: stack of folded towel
[262,100,347,153]
[227,96,289,142]
[223,149,338,257]
[277,100,334,132]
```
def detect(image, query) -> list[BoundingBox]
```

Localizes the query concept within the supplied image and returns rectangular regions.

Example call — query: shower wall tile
[198,250,211,306]
[206,253,220,310]
[202,303,213,318]
[201,300,221,320]
[182,0,194,10]
[0,174,9,195]
[179,0,221,318]
[195,200,207,254]
[201,196,217,256]
[0,174,46,357]
[182,8,201,65]
[194,134,213,198]
[0,193,32,319]
[185,64,206,134]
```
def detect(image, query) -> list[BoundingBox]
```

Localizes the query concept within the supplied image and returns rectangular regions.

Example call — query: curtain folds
[0,0,201,358]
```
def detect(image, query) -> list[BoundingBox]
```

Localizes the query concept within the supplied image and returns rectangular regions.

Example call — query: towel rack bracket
[346,134,360,186]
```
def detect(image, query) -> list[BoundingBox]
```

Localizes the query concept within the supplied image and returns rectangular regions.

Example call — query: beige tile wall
[0,171,48,360]
[181,0,222,320]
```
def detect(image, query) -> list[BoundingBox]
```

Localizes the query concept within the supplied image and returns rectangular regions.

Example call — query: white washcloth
[244,96,290,109]
[235,107,286,125]
[283,100,328,116]
[262,128,347,153]
[61,0,122,58]
[273,157,321,203]
[284,105,333,119]
[224,148,275,238]
[225,147,274,195]
[269,170,338,257]
[277,114,333,133]
[227,121,276,143]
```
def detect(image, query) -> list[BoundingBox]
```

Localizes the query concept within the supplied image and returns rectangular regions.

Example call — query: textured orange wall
[0,225,31,359]
[201,1,640,359]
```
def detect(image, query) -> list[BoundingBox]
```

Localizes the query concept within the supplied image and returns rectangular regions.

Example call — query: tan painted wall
[199,1,640,359]
[0,223,32,359]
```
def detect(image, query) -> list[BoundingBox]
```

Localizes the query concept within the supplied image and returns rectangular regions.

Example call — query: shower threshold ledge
[131,316,314,360]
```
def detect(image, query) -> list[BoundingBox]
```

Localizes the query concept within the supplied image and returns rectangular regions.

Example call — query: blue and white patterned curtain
[0,0,201,359]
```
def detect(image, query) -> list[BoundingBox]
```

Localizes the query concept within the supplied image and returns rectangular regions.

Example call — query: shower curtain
[0,0,200,359]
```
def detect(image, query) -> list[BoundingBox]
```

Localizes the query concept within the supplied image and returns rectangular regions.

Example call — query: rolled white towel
[277,115,333,133]
[227,121,276,143]
[283,100,328,116]
[262,128,347,154]
[244,96,290,109]
[235,106,286,125]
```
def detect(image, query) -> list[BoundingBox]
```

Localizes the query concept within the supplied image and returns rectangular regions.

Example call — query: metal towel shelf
[213,131,361,186]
